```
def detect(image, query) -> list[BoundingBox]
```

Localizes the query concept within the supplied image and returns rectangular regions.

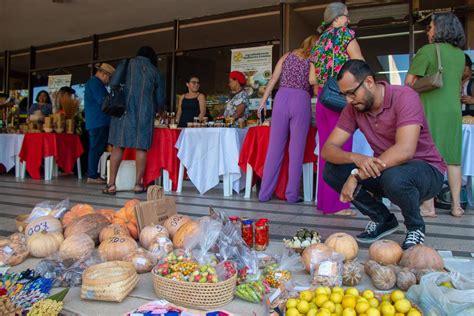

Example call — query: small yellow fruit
[407,309,422,316]
[323,286,332,295]
[330,292,343,304]
[395,313,405,316]
[315,294,330,307]
[380,303,395,316]
[309,302,317,310]
[301,290,315,302]
[298,300,310,314]
[390,290,405,302]
[307,308,318,316]
[440,281,454,288]
[286,307,300,316]
[342,307,357,316]
[357,297,369,303]
[394,299,412,313]
[381,294,391,302]
[363,290,375,300]
[332,287,344,294]
[287,298,298,309]
[322,301,336,313]
[317,308,331,316]
[356,301,370,314]
[345,287,359,297]
[335,304,343,315]
[367,307,381,316]
[368,298,380,308]
[316,287,328,296]
[342,295,356,309]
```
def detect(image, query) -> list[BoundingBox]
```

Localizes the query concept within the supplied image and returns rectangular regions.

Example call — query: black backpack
[102,59,129,117]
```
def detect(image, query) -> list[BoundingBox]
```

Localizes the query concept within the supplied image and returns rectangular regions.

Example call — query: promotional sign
[231,45,273,110]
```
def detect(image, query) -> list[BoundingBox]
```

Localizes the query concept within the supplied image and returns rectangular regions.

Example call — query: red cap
[229,71,247,86]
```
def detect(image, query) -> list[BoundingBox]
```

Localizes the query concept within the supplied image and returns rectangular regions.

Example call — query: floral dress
[310,26,355,85]
[223,90,250,119]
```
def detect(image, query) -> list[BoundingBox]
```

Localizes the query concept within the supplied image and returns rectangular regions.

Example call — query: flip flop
[334,209,357,216]
[420,209,437,218]
[102,184,116,195]
[450,206,464,217]
[133,185,147,194]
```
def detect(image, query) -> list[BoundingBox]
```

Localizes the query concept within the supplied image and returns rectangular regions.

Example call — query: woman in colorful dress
[258,35,319,203]
[406,13,465,217]
[224,71,250,120]
[310,2,364,215]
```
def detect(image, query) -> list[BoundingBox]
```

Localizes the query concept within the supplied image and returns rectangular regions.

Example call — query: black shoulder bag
[102,59,129,117]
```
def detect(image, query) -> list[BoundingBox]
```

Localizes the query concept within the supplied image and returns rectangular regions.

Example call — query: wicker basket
[81,261,138,302]
[152,270,237,310]
[15,214,30,233]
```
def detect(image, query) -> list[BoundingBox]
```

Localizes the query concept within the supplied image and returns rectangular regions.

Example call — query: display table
[18,133,84,180]
[175,128,248,196]
[0,134,25,177]
[238,126,317,201]
[123,128,182,191]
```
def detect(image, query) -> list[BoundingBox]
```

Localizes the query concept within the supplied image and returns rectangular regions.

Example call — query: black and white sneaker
[356,215,399,243]
[402,229,425,250]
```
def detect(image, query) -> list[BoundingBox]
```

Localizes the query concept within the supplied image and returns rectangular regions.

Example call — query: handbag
[319,30,348,113]
[412,43,443,93]
[102,59,129,117]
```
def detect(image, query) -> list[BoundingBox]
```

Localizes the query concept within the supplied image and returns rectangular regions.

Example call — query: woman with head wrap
[309,2,364,215]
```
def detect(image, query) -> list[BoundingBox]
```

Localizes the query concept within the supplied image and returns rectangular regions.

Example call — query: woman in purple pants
[309,2,364,215]
[258,35,319,203]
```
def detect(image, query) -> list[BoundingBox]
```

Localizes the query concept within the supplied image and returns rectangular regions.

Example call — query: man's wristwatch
[351,168,362,182]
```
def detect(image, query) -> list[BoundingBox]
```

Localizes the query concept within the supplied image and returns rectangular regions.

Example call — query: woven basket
[15,214,30,233]
[81,261,138,302]
[152,270,237,310]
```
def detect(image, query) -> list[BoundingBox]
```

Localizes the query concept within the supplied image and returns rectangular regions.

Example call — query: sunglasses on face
[339,77,367,98]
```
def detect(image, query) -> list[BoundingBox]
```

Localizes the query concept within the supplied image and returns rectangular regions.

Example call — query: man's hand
[461,95,474,105]
[340,175,359,202]
[351,153,386,178]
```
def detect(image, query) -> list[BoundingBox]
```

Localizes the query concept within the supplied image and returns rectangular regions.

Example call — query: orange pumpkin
[113,206,138,239]
[96,209,116,222]
[62,204,94,226]
[124,199,140,209]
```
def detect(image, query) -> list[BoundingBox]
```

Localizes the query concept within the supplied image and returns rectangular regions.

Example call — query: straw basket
[81,261,138,302]
[15,214,30,233]
[152,271,237,310]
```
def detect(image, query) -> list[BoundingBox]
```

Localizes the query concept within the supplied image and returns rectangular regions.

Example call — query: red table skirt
[238,126,317,200]
[19,133,84,180]
[123,128,182,190]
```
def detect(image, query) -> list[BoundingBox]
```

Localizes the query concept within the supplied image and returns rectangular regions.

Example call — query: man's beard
[355,90,374,113]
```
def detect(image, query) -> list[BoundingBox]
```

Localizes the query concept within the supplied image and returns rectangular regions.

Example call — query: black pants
[87,126,109,179]
[323,160,444,232]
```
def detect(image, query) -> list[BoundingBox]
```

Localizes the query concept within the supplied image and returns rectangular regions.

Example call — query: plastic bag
[406,271,474,316]
[185,218,222,265]
[124,248,155,273]
[25,199,69,223]
[0,234,29,267]
[148,236,174,263]
[309,250,344,287]
[264,249,303,288]
[216,260,237,281]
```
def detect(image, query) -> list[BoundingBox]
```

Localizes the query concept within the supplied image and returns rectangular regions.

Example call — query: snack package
[148,236,174,263]
[124,248,155,273]
[0,233,29,267]
[309,250,344,287]
[25,199,69,222]
[264,249,303,288]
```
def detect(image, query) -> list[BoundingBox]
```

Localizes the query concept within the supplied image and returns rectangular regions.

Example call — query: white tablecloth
[175,128,248,195]
[461,124,474,177]
[0,134,24,171]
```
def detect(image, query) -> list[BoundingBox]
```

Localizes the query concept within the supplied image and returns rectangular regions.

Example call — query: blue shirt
[84,76,110,130]
[29,103,52,116]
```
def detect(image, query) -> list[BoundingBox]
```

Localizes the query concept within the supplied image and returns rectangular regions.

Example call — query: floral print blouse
[310,26,355,86]
[224,90,250,119]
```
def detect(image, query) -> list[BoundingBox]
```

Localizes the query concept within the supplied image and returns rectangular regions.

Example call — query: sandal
[133,184,147,194]
[450,206,465,217]
[102,184,117,195]
[334,209,357,216]
[420,208,437,218]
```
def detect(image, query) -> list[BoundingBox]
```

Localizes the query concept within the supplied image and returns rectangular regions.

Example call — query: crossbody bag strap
[435,43,443,73]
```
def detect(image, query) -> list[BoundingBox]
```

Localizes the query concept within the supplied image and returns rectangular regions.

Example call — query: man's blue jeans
[323,160,444,232]
[87,126,109,179]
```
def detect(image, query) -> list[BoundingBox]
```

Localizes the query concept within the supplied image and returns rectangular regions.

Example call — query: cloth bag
[102,59,129,117]
[412,43,443,93]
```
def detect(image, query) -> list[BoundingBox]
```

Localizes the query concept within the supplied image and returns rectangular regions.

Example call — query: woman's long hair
[432,12,465,49]
[294,35,319,59]
[35,90,52,104]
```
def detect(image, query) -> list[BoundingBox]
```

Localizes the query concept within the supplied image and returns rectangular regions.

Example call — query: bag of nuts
[310,251,344,287]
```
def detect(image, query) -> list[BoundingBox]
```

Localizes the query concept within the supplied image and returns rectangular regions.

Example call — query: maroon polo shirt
[337,81,447,174]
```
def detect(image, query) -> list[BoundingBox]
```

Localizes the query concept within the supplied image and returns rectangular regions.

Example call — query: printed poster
[231,45,273,110]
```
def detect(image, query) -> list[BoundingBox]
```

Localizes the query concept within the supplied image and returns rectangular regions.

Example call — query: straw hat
[95,63,115,76]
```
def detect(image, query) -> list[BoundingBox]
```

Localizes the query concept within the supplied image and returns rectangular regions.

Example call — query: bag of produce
[185,217,222,266]
[310,250,344,287]
[406,271,474,316]
[264,249,303,288]
[25,199,69,223]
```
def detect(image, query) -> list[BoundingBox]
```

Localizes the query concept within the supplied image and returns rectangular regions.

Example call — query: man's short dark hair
[465,54,472,68]
[337,59,376,82]
[59,86,76,95]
